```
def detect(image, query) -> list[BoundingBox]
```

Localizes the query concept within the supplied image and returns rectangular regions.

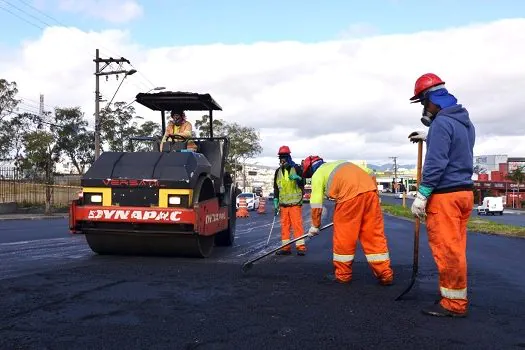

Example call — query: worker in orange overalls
[273,145,306,256]
[408,73,476,318]
[160,110,197,151]
[302,155,394,285]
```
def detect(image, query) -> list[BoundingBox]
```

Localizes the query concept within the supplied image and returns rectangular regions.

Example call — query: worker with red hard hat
[301,155,394,285]
[273,145,307,255]
[408,73,476,318]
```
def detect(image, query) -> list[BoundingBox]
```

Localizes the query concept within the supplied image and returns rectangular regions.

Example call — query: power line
[1,0,53,27]
[1,0,156,91]
[0,2,44,30]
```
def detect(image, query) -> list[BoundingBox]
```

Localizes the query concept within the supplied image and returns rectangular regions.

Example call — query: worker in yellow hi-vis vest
[273,145,306,256]
[160,110,197,152]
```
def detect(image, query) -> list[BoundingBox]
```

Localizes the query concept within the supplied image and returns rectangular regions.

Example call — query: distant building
[473,155,525,208]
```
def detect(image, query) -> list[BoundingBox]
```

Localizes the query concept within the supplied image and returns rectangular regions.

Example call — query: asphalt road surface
[380,194,525,227]
[0,203,524,349]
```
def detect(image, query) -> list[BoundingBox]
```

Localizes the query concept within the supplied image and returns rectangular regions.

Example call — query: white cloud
[1,18,525,167]
[56,0,143,23]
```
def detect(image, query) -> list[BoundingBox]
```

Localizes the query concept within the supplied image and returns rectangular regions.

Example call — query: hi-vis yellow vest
[276,167,302,205]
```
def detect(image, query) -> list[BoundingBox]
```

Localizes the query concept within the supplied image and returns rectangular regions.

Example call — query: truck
[477,196,504,216]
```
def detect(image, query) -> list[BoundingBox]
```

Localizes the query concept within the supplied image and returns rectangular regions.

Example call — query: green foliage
[100,102,141,152]
[507,165,525,185]
[0,79,21,158]
[195,114,225,138]
[194,115,263,173]
[53,107,94,174]
[381,202,525,237]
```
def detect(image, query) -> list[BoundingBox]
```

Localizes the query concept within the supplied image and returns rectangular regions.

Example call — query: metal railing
[0,167,82,207]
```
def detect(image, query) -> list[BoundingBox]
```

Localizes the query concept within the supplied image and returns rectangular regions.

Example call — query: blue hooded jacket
[419,91,476,196]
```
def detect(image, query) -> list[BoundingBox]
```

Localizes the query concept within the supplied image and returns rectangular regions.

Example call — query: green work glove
[273,198,279,215]
[289,174,302,181]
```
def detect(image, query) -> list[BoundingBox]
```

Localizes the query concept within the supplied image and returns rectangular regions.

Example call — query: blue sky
[0,0,524,48]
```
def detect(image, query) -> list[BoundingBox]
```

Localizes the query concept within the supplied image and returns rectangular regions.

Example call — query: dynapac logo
[87,209,182,222]
[103,179,160,187]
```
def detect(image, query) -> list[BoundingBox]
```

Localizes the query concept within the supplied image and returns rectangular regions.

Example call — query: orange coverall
[310,161,394,284]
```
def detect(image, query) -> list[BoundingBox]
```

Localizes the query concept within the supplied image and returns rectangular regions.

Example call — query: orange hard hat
[409,73,445,102]
[278,145,291,155]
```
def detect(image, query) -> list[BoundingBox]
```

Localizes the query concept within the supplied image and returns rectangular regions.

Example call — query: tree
[52,107,94,174]
[0,79,21,158]
[0,79,19,121]
[19,121,60,214]
[1,113,33,167]
[195,114,225,138]
[129,120,162,152]
[100,102,142,152]
[193,115,262,178]
[222,122,263,180]
[507,165,525,185]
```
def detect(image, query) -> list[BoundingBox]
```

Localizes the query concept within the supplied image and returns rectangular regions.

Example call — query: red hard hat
[301,155,323,175]
[278,145,291,155]
[409,73,445,102]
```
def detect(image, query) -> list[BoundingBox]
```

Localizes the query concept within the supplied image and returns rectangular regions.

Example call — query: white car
[236,192,260,211]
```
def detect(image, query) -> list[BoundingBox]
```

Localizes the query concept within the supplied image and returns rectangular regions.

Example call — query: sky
[1,0,525,167]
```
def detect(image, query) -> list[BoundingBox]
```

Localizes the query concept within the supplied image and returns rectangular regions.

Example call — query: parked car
[267,192,274,200]
[236,192,260,211]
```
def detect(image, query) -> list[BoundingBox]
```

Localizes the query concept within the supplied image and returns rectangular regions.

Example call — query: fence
[0,167,82,208]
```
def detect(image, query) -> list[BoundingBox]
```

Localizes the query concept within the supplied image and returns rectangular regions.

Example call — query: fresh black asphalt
[0,202,524,349]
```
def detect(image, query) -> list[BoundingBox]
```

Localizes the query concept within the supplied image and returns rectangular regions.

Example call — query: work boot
[275,250,291,256]
[324,273,350,284]
[297,250,306,256]
[421,304,467,318]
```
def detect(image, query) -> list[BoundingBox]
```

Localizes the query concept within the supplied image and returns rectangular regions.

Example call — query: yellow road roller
[69,91,236,258]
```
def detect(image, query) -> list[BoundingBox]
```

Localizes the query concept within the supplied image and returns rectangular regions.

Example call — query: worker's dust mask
[421,108,434,127]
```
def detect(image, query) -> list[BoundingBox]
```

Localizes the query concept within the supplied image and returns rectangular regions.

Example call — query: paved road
[0,218,70,243]
[0,204,524,349]
[381,194,525,227]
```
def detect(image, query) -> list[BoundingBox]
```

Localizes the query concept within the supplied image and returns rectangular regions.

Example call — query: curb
[0,215,69,221]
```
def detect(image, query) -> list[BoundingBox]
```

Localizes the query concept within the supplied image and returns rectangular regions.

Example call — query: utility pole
[389,156,398,193]
[94,49,135,159]
[39,94,44,118]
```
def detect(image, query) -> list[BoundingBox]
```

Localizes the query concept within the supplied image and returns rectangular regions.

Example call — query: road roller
[68,91,236,258]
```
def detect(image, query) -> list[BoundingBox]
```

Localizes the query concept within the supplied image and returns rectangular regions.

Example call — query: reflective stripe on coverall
[276,167,305,251]
[310,161,393,283]
[426,191,472,314]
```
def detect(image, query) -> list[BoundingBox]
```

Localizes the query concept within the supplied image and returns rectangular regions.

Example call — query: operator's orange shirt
[310,161,378,227]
